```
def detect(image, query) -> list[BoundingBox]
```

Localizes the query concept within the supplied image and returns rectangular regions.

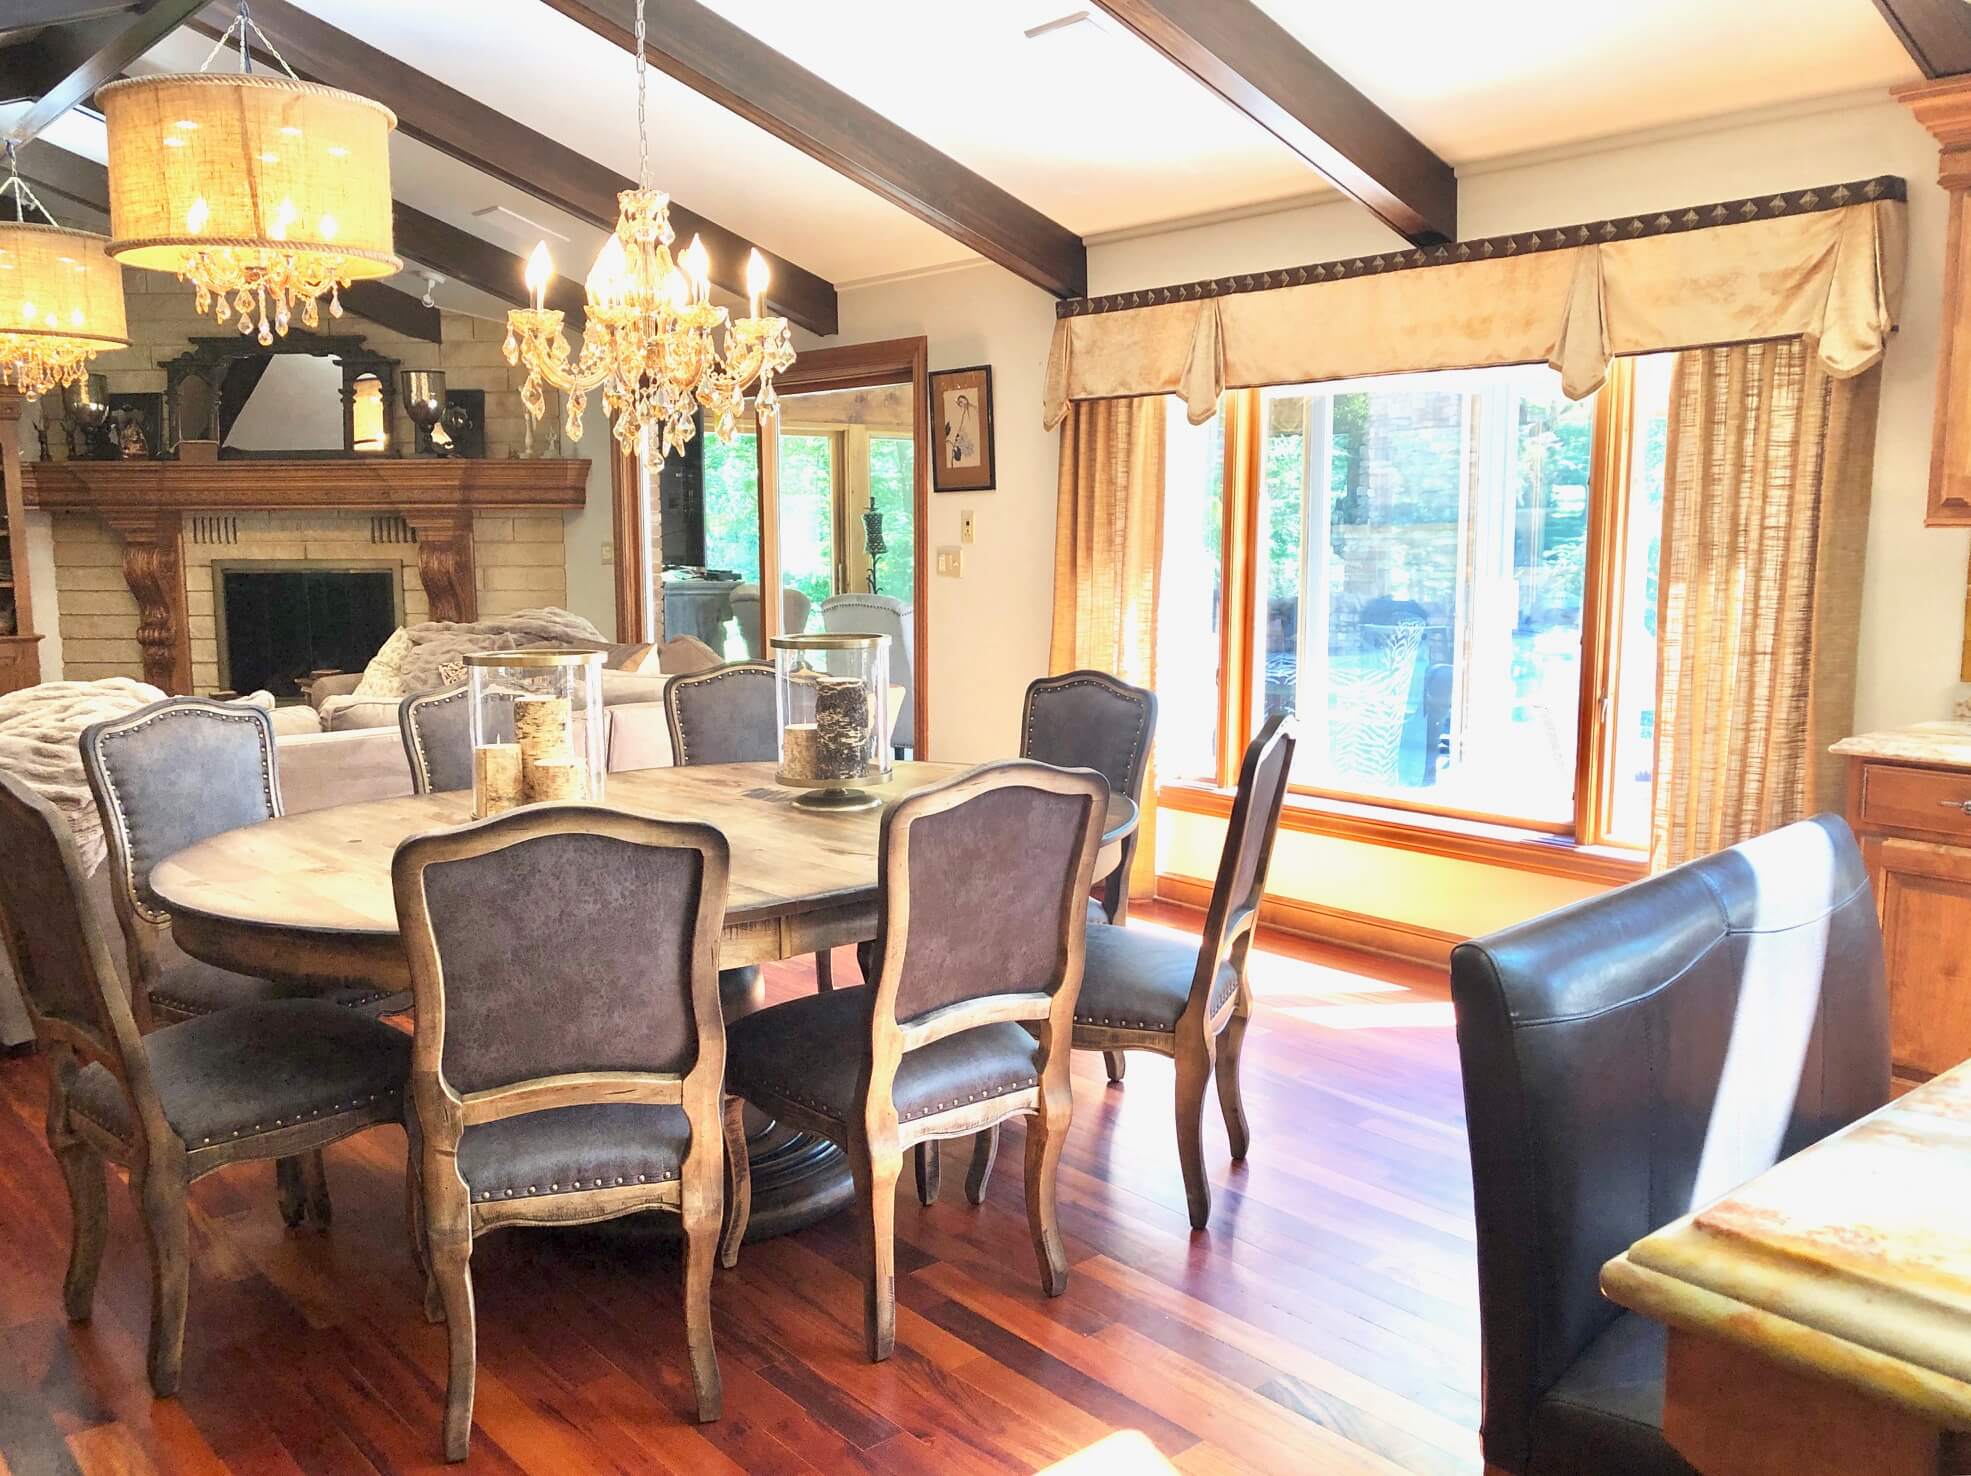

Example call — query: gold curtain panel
[1042,190,1906,427]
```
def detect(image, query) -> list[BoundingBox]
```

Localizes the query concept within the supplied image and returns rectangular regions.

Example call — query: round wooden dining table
[149,760,1138,1238]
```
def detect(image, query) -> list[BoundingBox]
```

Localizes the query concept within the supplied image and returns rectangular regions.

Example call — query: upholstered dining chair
[81,695,401,1226]
[664,661,840,991]
[0,770,409,1399]
[1450,815,1889,1476]
[981,714,1293,1233]
[726,760,1109,1362]
[1021,669,1158,1083]
[400,686,517,795]
[393,805,743,1461]
[819,594,915,753]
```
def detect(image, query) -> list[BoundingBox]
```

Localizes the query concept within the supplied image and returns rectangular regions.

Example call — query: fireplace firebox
[215,562,400,699]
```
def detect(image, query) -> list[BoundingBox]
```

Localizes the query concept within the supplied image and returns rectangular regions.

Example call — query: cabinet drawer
[1858,762,1971,839]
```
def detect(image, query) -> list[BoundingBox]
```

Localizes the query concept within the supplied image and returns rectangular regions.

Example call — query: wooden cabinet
[1846,749,1971,1082]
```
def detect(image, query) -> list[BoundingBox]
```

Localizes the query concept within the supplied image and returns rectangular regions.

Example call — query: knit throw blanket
[0,678,164,873]
[350,607,606,699]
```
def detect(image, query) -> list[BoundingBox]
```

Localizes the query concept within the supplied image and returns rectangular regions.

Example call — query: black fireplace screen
[218,567,398,699]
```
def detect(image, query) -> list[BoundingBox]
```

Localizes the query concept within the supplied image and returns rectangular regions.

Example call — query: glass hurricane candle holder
[464,648,604,817]
[771,632,892,811]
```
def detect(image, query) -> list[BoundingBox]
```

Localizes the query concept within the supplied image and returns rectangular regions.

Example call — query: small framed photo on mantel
[930,364,995,492]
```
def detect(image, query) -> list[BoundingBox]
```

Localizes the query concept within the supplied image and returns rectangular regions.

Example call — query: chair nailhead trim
[474,1168,677,1203]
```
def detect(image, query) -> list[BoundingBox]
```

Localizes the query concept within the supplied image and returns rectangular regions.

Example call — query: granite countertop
[1831,722,1971,768]
[1602,1059,1971,1429]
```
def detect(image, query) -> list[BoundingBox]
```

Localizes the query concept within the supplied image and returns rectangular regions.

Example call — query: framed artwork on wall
[929,364,994,492]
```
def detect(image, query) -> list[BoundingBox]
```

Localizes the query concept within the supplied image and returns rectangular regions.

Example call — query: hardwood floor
[0,900,1482,1475]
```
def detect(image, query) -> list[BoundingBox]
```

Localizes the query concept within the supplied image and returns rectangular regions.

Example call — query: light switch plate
[599,540,614,565]
[936,545,964,578]
[960,510,976,545]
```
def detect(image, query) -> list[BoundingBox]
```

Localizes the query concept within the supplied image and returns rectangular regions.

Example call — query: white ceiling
[1246,0,1918,163]
[24,1,1933,305]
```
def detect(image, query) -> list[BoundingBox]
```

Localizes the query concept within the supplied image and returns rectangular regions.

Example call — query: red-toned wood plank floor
[0,901,1481,1475]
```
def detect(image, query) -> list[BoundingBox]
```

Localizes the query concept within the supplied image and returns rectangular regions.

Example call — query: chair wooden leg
[1026,1093,1071,1298]
[136,1163,191,1397]
[299,1149,333,1231]
[849,1137,902,1361]
[46,1069,108,1323]
[431,1234,477,1462]
[964,1126,998,1206]
[1103,1050,1127,1084]
[683,1213,722,1422]
[274,1156,307,1228]
[53,1136,108,1322]
[403,1120,443,1324]
[913,1140,941,1205]
[814,949,834,992]
[1215,1008,1252,1160]
[1175,1033,1217,1232]
[719,1095,750,1269]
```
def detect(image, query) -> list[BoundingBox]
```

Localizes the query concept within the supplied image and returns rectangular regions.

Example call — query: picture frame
[929,364,995,492]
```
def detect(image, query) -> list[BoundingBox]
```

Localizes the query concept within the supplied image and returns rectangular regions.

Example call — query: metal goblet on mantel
[771,632,893,812]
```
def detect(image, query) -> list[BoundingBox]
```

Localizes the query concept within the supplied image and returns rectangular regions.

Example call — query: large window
[1159,358,1669,857]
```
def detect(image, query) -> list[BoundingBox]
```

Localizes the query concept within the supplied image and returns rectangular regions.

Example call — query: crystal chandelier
[98,4,400,346]
[504,0,795,459]
[0,145,130,400]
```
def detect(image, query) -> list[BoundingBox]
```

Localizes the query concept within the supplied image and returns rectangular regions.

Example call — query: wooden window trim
[1158,778,1646,885]
[1184,362,1654,874]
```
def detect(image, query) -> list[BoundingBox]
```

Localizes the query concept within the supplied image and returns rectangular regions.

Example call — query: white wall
[835,89,1960,937]
[834,264,1065,762]
[561,408,618,641]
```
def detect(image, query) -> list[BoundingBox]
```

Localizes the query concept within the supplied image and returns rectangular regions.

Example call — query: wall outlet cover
[960,510,976,544]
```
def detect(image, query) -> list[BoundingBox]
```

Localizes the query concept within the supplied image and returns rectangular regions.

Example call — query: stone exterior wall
[32,270,572,689]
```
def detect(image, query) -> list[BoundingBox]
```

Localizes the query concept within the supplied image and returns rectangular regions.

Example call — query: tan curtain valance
[1042,182,1907,428]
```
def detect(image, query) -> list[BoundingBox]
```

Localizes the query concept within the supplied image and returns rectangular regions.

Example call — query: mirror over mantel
[160,331,404,460]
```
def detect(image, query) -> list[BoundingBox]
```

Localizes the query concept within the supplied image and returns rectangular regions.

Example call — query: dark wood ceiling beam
[5,0,204,145]
[0,2,140,47]
[541,0,1088,298]
[1091,0,1455,245]
[191,0,838,337]
[391,201,588,327]
[13,140,443,343]
[1871,0,1971,78]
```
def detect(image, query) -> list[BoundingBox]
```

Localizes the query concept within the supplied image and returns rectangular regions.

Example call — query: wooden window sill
[1157,781,1648,885]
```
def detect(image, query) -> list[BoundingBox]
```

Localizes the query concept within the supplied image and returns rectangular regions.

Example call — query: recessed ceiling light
[470,203,570,247]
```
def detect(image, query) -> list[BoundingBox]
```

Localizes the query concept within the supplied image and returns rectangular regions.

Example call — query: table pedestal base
[581,964,854,1242]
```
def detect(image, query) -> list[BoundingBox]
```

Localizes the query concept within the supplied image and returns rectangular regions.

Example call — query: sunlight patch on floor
[1035,1430,1179,1474]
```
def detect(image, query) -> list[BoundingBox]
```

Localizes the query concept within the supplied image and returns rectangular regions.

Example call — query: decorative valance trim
[1043,178,1908,429]
[1055,177,1905,319]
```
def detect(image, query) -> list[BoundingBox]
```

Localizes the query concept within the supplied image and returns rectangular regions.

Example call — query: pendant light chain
[635,0,650,193]
[196,0,303,81]
[0,143,58,227]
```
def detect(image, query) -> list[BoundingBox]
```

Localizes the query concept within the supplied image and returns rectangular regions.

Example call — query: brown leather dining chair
[393,804,744,1462]
[976,715,1294,1232]
[1021,669,1158,1085]
[1450,814,1889,1476]
[81,695,402,1226]
[725,760,1109,1361]
[0,770,409,1399]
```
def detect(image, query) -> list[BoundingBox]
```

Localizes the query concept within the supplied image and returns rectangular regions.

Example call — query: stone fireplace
[22,459,588,693]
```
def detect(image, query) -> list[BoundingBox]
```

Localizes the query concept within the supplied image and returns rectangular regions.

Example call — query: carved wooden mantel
[22,458,589,691]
